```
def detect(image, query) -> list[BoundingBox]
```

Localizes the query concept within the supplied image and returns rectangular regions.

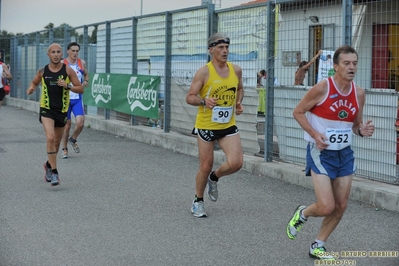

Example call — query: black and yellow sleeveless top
[40,64,70,112]
[195,62,239,130]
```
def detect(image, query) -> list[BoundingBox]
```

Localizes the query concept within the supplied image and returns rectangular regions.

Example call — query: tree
[44,23,54,30]
[0,30,16,62]
[90,25,98,44]
[43,22,79,40]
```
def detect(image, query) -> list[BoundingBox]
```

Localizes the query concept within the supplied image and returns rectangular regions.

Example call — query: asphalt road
[1,105,398,266]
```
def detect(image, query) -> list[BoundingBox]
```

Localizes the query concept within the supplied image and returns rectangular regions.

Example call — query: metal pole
[140,0,143,15]
[343,0,353,45]
[0,0,2,31]
[265,0,276,162]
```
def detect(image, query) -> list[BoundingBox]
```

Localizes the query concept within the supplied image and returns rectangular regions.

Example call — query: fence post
[131,17,138,126]
[265,0,276,162]
[23,35,29,100]
[35,32,40,101]
[105,21,111,120]
[343,0,353,45]
[49,28,54,44]
[208,3,217,63]
[64,25,70,55]
[163,12,172,133]
[10,37,16,98]
[83,26,89,61]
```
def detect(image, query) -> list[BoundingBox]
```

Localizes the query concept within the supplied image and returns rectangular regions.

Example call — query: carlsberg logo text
[127,76,158,112]
[93,82,112,95]
[91,74,112,104]
[128,83,157,106]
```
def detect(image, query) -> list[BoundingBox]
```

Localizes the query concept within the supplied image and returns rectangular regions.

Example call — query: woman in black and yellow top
[26,43,83,186]
[186,33,244,218]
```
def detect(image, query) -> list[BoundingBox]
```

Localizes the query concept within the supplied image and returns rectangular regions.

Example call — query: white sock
[300,209,307,221]
[315,239,325,247]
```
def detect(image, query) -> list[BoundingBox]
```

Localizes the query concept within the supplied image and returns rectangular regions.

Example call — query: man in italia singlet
[287,45,375,260]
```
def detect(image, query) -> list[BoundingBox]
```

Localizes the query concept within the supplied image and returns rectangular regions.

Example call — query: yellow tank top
[195,62,239,130]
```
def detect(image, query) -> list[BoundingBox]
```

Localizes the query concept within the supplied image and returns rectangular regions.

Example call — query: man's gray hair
[207,33,230,48]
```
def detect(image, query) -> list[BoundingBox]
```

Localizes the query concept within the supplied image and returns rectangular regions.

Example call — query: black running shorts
[192,125,239,142]
[39,108,67,127]
[0,87,5,101]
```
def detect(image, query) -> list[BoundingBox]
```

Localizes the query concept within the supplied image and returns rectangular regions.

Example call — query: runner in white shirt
[60,42,89,158]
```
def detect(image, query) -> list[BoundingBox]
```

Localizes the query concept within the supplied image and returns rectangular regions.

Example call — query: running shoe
[61,148,68,159]
[69,137,80,153]
[43,163,52,182]
[51,173,60,186]
[309,242,336,260]
[286,205,307,240]
[207,176,218,202]
[191,200,207,218]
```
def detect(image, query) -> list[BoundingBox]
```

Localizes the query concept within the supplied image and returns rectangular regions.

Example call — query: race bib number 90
[325,128,352,150]
[212,106,233,123]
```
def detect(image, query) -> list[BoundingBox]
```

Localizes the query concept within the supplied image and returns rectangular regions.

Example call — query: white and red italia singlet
[304,77,359,150]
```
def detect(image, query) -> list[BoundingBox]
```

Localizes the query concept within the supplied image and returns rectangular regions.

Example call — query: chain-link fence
[3,0,399,184]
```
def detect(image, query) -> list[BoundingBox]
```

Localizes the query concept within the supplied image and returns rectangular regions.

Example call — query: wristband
[358,127,364,137]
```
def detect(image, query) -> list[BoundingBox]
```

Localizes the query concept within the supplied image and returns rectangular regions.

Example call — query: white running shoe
[191,200,207,218]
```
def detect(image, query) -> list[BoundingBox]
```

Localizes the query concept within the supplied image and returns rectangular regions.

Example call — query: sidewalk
[5,97,399,213]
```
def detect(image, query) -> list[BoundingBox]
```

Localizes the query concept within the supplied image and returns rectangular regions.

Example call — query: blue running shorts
[67,98,85,120]
[305,142,356,179]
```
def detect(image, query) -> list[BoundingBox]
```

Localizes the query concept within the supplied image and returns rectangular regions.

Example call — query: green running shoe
[309,242,336,260]
[286,205,307,240]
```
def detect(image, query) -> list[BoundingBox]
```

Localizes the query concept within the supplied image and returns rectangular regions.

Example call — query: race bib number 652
[325,128,352,150]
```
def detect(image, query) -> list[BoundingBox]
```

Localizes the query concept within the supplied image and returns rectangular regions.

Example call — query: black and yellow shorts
[39,108,67,127]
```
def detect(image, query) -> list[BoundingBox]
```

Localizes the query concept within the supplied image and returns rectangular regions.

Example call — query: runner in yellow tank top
[186,33,244,218]
[194,61,238,130]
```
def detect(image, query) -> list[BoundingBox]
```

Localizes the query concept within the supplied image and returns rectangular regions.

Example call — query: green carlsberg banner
[84,73,161,118]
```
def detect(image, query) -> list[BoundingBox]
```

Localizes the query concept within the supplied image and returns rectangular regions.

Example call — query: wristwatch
[200,99,205,106]
[358,127,364,137]
[67,84,72,90]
